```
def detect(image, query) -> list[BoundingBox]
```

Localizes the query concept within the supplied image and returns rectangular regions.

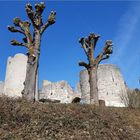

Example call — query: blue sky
[0,1,140,89]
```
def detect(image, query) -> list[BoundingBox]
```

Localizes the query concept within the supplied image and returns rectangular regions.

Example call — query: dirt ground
[0,96,140,140]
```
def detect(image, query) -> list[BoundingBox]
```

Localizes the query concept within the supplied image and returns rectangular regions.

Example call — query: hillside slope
[0,96,140,140]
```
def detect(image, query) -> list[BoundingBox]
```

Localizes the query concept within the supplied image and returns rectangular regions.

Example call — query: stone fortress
[0,53,128,107]
[80,65,127,107]
[39,80,81,103]
[4,54,27,97]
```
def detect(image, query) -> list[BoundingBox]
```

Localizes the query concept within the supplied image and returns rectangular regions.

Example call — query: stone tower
[80,64,127,107]
[0,81,4,95]
[4,54,27,97]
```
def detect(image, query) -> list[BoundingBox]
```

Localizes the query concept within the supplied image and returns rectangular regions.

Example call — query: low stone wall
[39,80,80,103]
[80,64,127,107]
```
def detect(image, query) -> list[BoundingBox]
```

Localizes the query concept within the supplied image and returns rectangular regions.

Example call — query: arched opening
[72,97,81,103]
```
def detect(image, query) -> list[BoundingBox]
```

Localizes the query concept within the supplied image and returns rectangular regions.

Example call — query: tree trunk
[22,29,40,101]
[88,67,99,105]
[35,71,39,101]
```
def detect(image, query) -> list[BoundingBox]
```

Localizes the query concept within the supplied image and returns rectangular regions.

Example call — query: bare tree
[8,2,56,101]
[79,33,113,105]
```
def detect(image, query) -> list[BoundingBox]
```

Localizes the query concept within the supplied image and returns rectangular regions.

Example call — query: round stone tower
[80,64,127,107]
[4,54,27,97]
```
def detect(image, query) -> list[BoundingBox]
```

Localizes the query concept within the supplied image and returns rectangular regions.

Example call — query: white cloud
[110,3,140,63]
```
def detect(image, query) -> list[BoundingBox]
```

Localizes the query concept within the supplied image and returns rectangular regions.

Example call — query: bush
[123,88,140,108]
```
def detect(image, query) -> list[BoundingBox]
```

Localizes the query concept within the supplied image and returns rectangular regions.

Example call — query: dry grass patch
[0,96,140,140]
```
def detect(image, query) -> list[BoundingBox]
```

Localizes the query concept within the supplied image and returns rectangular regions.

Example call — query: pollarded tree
[8,2,56,101]
[79,33,113,105]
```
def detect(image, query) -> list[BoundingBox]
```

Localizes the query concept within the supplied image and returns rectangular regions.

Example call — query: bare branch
[100,54,110,61]
[25,3,35,25]
[24,20,31,27]
[11,39,28,48]
[8,25,25,35]
[35,2,45,15]
[89,33,100,49]
[94,40,113,65]
[106,40,113,46]
[40,22,49,34]
[48,11,56,24]
[79,37,89,55]
[9,17,32,49]
[26,2,46,28]
[79,61,89,69]
[79,33,100,62]
[94,53,103,66]
[103,40,113,55]
[13,17,21,27]
[84,38,90,48]
[23,37,27,43]
[13,18,31,32]
[13,19,33,46]
[40,11,56,35]
[79,37,84,45]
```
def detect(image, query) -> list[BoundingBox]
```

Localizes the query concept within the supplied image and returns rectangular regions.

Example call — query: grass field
[0,96,140,140]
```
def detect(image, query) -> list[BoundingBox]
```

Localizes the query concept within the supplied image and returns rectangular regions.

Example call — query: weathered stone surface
[80,70,90,104]
[75,83,82,95]
[39,80,80,103]
[80,64,127,107]
[2,53,127,106]
[0,81,4,94]
[4,54,27,97]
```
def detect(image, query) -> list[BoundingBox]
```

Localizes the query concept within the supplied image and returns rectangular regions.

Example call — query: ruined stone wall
[80,64,127,107]
[4,54,27,97]
[39,80,80,103]
[0,81,4,94]
[2,53,127,106]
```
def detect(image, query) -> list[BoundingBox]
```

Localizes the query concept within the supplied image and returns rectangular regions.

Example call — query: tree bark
[8,3,56,102]
[22,29,40,101]
[88,67,99,105]
[79,33,113,105]
[35,71,39,101]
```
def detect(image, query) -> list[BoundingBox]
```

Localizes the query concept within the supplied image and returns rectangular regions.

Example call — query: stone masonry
[1,53,128,107]
[39,80,80,103]
[0,81,4,95]
[80,64,127,107]
[4,54,27,97]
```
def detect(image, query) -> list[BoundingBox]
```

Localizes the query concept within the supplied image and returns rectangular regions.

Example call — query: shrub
[122,88,140,108]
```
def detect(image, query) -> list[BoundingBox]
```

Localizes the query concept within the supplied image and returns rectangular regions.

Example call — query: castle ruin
[80,65,127,107]
[4,54,27,97]
[0,53,127,107]
[39,80,81,103]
